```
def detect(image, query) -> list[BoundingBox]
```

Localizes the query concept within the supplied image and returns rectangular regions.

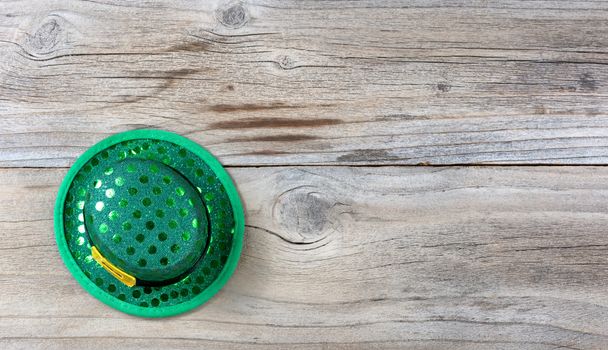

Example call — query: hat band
[91,246,136,287]
[91,244,209,288]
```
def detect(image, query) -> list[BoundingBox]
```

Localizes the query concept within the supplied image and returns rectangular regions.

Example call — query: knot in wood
[273,186,332,243]
[27,18,63,54]
[436,83,451,92]
[276,55,295,70]
[217,2,249,29]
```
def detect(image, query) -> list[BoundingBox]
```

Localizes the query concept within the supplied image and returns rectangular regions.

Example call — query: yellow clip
[91,246,136,287]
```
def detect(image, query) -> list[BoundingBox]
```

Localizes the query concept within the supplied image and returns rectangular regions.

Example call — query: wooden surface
[1,0,607,349]
[1,0,608,166]
[2,167,608,349]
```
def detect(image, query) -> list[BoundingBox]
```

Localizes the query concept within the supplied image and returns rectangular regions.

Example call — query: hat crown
[84,158,208,283]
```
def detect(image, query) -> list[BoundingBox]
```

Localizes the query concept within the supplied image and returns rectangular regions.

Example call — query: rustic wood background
[1,0,607,349]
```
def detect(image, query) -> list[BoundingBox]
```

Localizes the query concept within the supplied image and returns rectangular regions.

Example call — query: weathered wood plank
[1,0,608,166]
[0,166,607,349]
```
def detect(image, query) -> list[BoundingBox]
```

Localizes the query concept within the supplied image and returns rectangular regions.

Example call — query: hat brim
[54,129,244,318]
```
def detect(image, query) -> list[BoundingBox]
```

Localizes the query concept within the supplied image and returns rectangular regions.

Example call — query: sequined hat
[54,130,244,317]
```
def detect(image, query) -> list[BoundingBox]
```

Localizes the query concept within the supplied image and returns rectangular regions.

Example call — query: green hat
[54,130,244,317]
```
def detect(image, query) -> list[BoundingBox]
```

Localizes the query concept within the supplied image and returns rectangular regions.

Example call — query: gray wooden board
[0,166,607,349]
[1,0,608,166]
[2,0,608,349]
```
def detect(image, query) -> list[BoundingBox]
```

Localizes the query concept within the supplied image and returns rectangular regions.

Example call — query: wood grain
[1,166,607,349]
[1,0,608,166]
[2,1,608,349]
